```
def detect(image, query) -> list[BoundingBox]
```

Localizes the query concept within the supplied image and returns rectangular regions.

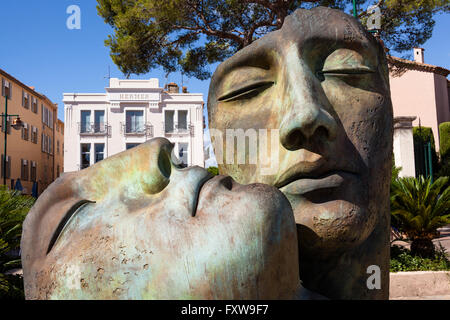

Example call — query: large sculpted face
[21,138,300,299]
[208,7,393,255]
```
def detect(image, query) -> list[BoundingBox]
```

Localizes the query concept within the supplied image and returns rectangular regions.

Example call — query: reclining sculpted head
[21,138,303,299]
[208,6,392,299]
[21,6,392,300]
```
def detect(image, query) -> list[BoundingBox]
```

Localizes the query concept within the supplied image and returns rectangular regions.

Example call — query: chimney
[167,82,179,93]
[413,48,424,63]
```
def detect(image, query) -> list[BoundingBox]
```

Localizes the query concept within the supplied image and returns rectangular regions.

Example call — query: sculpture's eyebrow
[215,41,274,81]
[301,36,378,62]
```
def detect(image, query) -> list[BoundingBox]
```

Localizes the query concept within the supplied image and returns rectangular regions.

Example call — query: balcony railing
[78,122,109,135]
[163,122,194,136]
[120,122,154,137]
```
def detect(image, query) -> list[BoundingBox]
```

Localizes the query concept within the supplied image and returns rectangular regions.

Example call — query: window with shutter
[31,161,36,182]
[6,119,10,135]
[0,155,11,179]
[2,79,11,99]
[23,160,28,181]
[6,156,10,179]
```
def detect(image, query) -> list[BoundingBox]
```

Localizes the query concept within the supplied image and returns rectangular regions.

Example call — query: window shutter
[1,79,5,97]
[6,156,10,179]
[42,104,44,122]
[22,90,25,107]
[9,82,12,100]
[1,154,3,178]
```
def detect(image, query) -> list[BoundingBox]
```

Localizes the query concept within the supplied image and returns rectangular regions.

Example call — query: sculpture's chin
[286,196,376,256]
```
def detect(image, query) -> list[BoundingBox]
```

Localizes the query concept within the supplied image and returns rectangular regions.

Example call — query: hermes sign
[120,93,150,100]
[109,92,160,101]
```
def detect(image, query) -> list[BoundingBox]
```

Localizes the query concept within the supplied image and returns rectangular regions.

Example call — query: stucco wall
[0,72,58,195]
[390,70,440,150]
[63,79,204,172]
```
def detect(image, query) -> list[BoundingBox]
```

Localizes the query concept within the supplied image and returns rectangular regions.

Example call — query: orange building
[0,68,63,196]
[55,119,64,178]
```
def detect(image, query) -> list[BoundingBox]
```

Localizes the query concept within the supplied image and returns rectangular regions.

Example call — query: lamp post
[2,94,23,186]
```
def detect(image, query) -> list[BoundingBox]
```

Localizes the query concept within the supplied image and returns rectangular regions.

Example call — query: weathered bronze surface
[22,6,392,300]
[208,6,392,299]
[21,138,303,299]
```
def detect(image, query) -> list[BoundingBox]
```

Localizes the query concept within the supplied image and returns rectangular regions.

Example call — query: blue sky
[0,0,449,123]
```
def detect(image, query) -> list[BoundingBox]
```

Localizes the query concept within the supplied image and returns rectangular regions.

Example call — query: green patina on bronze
[21,137,303,299]
[208,7,392,299]
[21,7,392,300]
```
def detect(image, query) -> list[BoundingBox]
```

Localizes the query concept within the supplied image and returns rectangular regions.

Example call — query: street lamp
[1,94,23,186]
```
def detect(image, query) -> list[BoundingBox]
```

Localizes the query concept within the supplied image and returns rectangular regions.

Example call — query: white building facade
[63,78,205,172]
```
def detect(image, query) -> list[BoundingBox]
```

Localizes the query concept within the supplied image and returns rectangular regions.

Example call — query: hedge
[413,126,439,178]
[439,122,450,163]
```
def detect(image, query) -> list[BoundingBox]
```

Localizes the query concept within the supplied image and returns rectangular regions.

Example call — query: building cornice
[0,68,58,110]
[388,56,450,77]
[394,116,417,129]
[105,87,163,93]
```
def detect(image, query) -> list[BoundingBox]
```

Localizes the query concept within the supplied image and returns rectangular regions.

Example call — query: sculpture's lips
[278,170,357,195]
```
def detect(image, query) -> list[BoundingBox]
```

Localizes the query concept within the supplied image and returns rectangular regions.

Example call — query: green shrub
[413,126,439,178]
[0,185,35,299]
[390,176,450,257]
[439,122,450,163]
[413,126,436,148]
[390,244,450,272]
[206,166,219,176]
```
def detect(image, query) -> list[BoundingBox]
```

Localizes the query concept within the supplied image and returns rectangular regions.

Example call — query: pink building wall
[390,70,450,151]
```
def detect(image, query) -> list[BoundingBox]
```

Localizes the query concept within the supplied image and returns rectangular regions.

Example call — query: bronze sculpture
[208,6,392,299]
[21,7,392,300]
[21,138,305,299]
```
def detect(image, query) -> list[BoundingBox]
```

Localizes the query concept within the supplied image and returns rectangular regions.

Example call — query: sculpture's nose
[279,47,337,151]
